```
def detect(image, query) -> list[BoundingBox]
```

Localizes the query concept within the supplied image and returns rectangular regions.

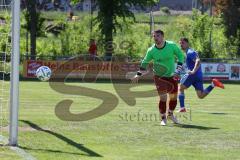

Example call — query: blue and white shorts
[180,74,204,91]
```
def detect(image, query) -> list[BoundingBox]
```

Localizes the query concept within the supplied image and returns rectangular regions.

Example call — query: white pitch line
[10,146,37,160]
[0,135,37,160]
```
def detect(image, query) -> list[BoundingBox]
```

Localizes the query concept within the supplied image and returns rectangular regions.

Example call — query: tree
[23,0,46,60]
[23,0,157,60]
[191,10,214,58]
[215,0,240,37]
[95,0,157,60]
[24,0,38,60]
[70,0,157,60]
[215,0,240,56]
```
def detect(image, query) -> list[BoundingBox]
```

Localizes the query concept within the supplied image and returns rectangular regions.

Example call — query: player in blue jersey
[178,38,224,112]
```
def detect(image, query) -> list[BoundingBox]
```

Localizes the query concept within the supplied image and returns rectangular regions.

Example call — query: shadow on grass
[175,124,219,130]
[18,146,93,156]
[209,112,227,115]
[20,120,102,157]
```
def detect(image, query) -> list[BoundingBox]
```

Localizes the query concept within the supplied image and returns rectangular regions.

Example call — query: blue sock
[178,93,185,108]
[204,84,214,93]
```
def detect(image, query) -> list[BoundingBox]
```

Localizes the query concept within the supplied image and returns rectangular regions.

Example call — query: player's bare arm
[188,58,201,75]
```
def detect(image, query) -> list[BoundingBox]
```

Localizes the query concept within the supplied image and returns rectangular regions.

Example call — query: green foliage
[70,0,80,5]
[59,19,90,56]
[95,0,156,37]
[163,15,192,42]
[160,7,171,15]
[135,13,177,23]
[34,14,93,58]
[191,10,214,58]
[161,10,239,59]
[22,9,45,37]
[95,0,157,56]
[113,22,151,60]
[189,10,239,58]
[215,0,240,38]
[215,0,240,56]
[1,10,239,60]
[36,37,61,59]
[0,11,11,55]
[225,29,240,58]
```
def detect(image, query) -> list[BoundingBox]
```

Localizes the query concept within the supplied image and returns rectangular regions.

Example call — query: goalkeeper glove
[136,67,149,77]
[174,62,183,76]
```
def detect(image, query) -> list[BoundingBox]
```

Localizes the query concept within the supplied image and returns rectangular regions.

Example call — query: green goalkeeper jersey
[140,41,184,77]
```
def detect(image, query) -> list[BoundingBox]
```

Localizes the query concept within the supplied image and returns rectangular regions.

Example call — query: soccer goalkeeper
[178,38,224,112]
[131,29,184,126]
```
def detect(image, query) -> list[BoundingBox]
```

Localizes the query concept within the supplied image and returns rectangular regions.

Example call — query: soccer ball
[35,66,52,81]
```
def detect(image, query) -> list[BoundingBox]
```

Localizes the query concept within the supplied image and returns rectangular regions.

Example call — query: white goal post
[9,0,20,146]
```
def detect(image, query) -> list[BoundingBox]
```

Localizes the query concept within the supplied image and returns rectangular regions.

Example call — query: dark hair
[180,37,189,43]
[153,29,164,36]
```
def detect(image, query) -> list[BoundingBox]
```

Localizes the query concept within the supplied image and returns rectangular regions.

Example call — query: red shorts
[153,75,178,94]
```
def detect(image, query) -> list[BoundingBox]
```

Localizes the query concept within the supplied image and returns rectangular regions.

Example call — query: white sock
[211,82,215,87]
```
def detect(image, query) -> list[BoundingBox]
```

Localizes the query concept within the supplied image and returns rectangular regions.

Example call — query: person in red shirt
[88,39,97,60]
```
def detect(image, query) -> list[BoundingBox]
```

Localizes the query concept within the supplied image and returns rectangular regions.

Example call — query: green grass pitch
[0,81,240,160]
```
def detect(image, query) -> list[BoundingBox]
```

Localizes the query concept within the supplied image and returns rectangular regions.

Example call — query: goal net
[0,0,12,144]
[0,0,20,146]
